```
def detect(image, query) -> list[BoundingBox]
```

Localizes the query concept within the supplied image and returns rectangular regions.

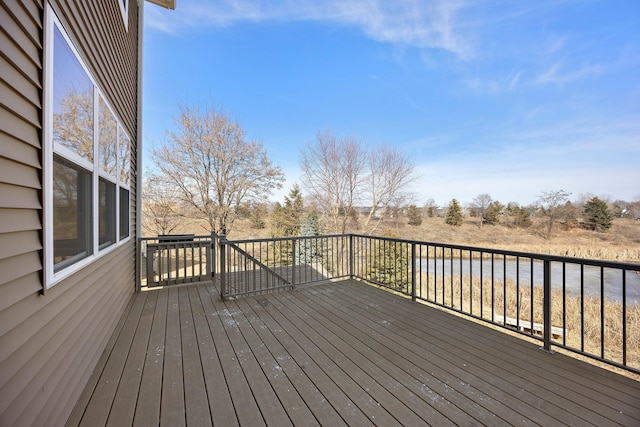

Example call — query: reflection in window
[53,26,94,162]
[119,127,131,186]
[120,188,130,239]
[99,178,117,249]
[53,155,92,271]
[99,97,118,176]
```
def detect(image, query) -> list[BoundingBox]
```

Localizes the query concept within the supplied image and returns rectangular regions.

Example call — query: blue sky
[142,0,640,207]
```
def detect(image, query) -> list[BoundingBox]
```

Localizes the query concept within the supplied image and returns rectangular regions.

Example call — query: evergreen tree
[270,185,304,237]
[483,201,504,225]
[445,199,463,226]
[506,203,532,228]
[583,196,614,232]
[269,185,305,266]
[249,203,267,229]
[296,211,324,265]
[367,230,410,292]
[407,204,423,226]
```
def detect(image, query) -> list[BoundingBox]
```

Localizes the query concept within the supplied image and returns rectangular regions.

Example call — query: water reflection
[420,257,640,304]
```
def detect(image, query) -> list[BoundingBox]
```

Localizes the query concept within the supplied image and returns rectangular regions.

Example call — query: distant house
[0,1,174,426]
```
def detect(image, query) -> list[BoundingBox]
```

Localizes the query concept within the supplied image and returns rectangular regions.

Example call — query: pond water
[419,258,640,304]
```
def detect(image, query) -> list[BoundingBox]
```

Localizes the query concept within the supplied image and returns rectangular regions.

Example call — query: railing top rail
[222,233,348,245]
[350,233,640,270]
[139,235,212,242]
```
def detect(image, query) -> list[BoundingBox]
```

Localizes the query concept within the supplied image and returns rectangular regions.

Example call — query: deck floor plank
[68,279,640,427]
[232,295,348,427]
[207,294,294,427]
[189,284,239,427]
[133,288,168,427]
[223,297,321,426]
[263,293,405,427]
[285,286,518,426]
[245,290,378,426]
[272,289,460,426]
[196,283,267,426]
[313,283,581,426]
[160,287,186,427]
[106,290,159,427]
[77,291,149,427]
[179,286,213,427]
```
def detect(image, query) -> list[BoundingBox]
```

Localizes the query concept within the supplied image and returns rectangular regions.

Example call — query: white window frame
[44,6,132,289]
[119,0,129,31]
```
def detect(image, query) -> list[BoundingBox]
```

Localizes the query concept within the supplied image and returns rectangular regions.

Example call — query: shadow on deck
[67,279,640,426]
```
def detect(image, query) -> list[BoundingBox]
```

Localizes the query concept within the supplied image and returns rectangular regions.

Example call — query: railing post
[291,238,296,289]
[210,231,217,278]
[540,259,555,353]
[349,234,354,279]
[136,238,142,292]
[411,242,417,302]
[220,234,227,300]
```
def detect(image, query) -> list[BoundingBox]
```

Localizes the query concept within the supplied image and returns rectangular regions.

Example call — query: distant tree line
[431,189,627,239]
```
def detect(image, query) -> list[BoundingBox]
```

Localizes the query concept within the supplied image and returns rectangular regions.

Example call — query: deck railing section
[138,232,639,373]
[216,233,351,299]
[139,235,212,290]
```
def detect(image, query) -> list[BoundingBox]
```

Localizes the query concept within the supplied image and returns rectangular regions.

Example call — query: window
[45,10,133,287]
[99,178,117,249]
[53,155,92,271]
[120,187,130,239]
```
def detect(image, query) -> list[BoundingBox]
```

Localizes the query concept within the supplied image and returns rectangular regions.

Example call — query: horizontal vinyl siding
[0,1,140,426]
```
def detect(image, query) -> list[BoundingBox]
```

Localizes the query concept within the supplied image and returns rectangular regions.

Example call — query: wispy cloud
[535,62,604,86]
[146,0,472,58]
[463,71,522,94]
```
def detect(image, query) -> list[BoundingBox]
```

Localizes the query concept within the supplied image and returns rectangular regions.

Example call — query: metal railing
[350,234,640,374]
[138,232,639,373]
[139,234,212,290]
[217,233,351,299]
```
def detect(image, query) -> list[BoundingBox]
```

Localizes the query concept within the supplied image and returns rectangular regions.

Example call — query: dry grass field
[174,216,640,263]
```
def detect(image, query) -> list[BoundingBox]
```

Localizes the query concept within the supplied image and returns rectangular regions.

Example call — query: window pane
[119,127,131,186]
[99,178,116,249]
[53,25,94,163]
[53,155,92,271]
[119,187,130,239]
[99,97,117,176]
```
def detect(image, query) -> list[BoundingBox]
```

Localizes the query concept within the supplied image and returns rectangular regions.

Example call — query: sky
[142,0,640,207]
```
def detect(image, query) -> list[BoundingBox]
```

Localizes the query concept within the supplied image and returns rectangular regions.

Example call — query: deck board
[68,279,640,426]
[133,288,168,427]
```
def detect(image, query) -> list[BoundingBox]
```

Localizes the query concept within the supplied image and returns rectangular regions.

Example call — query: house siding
[0,1,139,426]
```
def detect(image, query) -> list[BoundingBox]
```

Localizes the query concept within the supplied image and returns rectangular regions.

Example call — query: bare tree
[423,198,437,217]
[471,193,493,229]
[300,130,416,234]
[300,131,366,234]
[151,105,284,235]
[536,189,571,239]
[53,87,94,162]
[141,173,184,236]
[361,144,416,233]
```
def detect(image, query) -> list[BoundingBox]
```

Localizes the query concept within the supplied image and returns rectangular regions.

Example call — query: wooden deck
[67,279,640,426]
